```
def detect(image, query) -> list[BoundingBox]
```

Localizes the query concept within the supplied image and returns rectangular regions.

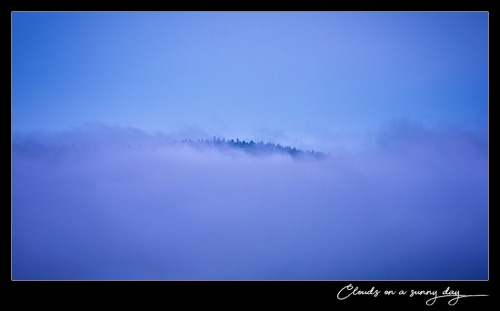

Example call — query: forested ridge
[166,137,327,159]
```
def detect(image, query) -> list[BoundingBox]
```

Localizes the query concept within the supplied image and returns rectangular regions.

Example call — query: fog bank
[12,124,488,279]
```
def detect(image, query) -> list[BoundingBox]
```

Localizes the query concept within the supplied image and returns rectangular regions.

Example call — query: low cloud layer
[12,123,488,279]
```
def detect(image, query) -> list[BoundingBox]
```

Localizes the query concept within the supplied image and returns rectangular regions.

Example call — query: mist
[11,122,488,280]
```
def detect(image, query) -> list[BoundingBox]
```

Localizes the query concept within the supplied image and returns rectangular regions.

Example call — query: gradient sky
[12,12,487,151]
[12,12,488,280]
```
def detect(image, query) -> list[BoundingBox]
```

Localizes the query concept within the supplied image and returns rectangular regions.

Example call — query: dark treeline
[12,134,327,160]
[167,136,327,160]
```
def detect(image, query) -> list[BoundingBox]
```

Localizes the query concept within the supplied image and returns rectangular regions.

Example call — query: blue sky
[12,12,488,280]
[12,12,487,151]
